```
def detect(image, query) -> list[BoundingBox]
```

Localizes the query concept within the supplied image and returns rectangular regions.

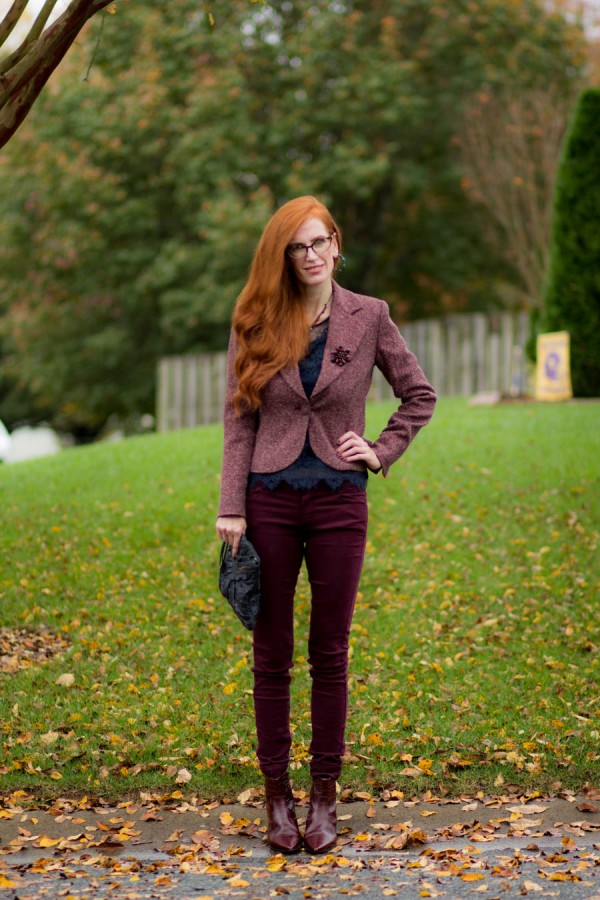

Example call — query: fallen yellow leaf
[36,835,61,847]
[202,865,227,876]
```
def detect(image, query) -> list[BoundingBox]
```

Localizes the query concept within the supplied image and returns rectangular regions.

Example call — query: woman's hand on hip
[216,516,247,558]
[336,431,381,472]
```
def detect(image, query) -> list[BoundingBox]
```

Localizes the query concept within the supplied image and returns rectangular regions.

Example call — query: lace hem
[248,470,367,492]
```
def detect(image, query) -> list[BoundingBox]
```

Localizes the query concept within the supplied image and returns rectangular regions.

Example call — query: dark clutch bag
[219,535,261,631]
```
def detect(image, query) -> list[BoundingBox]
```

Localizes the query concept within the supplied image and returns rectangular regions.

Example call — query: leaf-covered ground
[0,399,598,799]
[0,787,599,898]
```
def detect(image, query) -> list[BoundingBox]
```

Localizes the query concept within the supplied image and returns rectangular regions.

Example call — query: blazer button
[294,404,302,411]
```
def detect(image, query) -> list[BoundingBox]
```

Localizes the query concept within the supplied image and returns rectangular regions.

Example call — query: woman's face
[287,217,339,290]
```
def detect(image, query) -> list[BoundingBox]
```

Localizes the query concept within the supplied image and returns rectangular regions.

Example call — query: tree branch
[0,0,113,147]
[0,0,62,77]
[0,0,30,51]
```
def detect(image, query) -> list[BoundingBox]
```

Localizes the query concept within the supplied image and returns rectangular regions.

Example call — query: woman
[216,196,436,854]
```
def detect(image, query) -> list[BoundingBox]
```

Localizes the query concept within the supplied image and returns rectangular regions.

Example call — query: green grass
[1,398,598,801]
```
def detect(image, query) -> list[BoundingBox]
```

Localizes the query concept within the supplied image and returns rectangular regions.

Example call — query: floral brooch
[331,346,351,367]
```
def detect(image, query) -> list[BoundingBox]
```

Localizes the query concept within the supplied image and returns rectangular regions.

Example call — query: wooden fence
[156,311,531,432]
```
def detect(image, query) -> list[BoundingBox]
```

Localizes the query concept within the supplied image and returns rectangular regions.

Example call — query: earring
[335,254,346,272]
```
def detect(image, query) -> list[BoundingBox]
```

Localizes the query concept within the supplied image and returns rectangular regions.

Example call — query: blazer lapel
[311,282,368,398]
[277,283,368,399]
[279,361,306,398]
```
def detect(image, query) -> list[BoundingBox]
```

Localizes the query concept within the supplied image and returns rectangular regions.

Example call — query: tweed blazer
[218,282,436,518]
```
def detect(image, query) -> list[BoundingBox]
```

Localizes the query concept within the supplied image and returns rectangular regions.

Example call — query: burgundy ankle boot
[264,773,302,853]
[303,776,337,853]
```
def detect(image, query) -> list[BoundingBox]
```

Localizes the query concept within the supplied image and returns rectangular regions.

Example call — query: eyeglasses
[286,234,334,259]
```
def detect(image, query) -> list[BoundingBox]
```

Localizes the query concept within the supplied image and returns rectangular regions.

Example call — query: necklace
[309,293,332,328]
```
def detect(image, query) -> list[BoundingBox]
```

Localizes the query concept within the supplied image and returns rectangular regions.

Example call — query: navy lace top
[248,320,368,492]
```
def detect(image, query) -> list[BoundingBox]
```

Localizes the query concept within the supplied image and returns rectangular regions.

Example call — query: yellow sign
[535,331,572,402]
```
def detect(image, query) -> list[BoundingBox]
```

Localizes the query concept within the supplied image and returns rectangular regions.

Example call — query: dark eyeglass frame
[286,233,335,259]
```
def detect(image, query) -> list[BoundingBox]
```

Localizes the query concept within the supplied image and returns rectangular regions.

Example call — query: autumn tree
[456,0,598,311]
[458,87,578,310]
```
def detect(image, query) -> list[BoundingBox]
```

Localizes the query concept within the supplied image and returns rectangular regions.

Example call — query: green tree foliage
[0,0,585,433]
[542,87,600,397]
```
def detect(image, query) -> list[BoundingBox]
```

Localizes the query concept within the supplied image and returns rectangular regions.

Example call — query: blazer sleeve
[218,331,259,518]
[370,302,436,476]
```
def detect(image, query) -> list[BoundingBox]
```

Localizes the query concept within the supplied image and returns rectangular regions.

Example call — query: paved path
[1,793,598,898]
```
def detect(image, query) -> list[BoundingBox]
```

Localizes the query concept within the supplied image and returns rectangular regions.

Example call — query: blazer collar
[279,282,368,399]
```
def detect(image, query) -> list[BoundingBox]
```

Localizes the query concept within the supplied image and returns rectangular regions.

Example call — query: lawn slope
[1,399,598,799]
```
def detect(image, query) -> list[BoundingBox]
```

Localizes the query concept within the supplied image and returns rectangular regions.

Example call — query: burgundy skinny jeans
[245,481,368,780]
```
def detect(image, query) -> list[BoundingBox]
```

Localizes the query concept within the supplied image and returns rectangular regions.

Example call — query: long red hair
[232,196,342,413]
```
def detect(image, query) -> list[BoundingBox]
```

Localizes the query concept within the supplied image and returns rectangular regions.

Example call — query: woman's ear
[333,233,345,272]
